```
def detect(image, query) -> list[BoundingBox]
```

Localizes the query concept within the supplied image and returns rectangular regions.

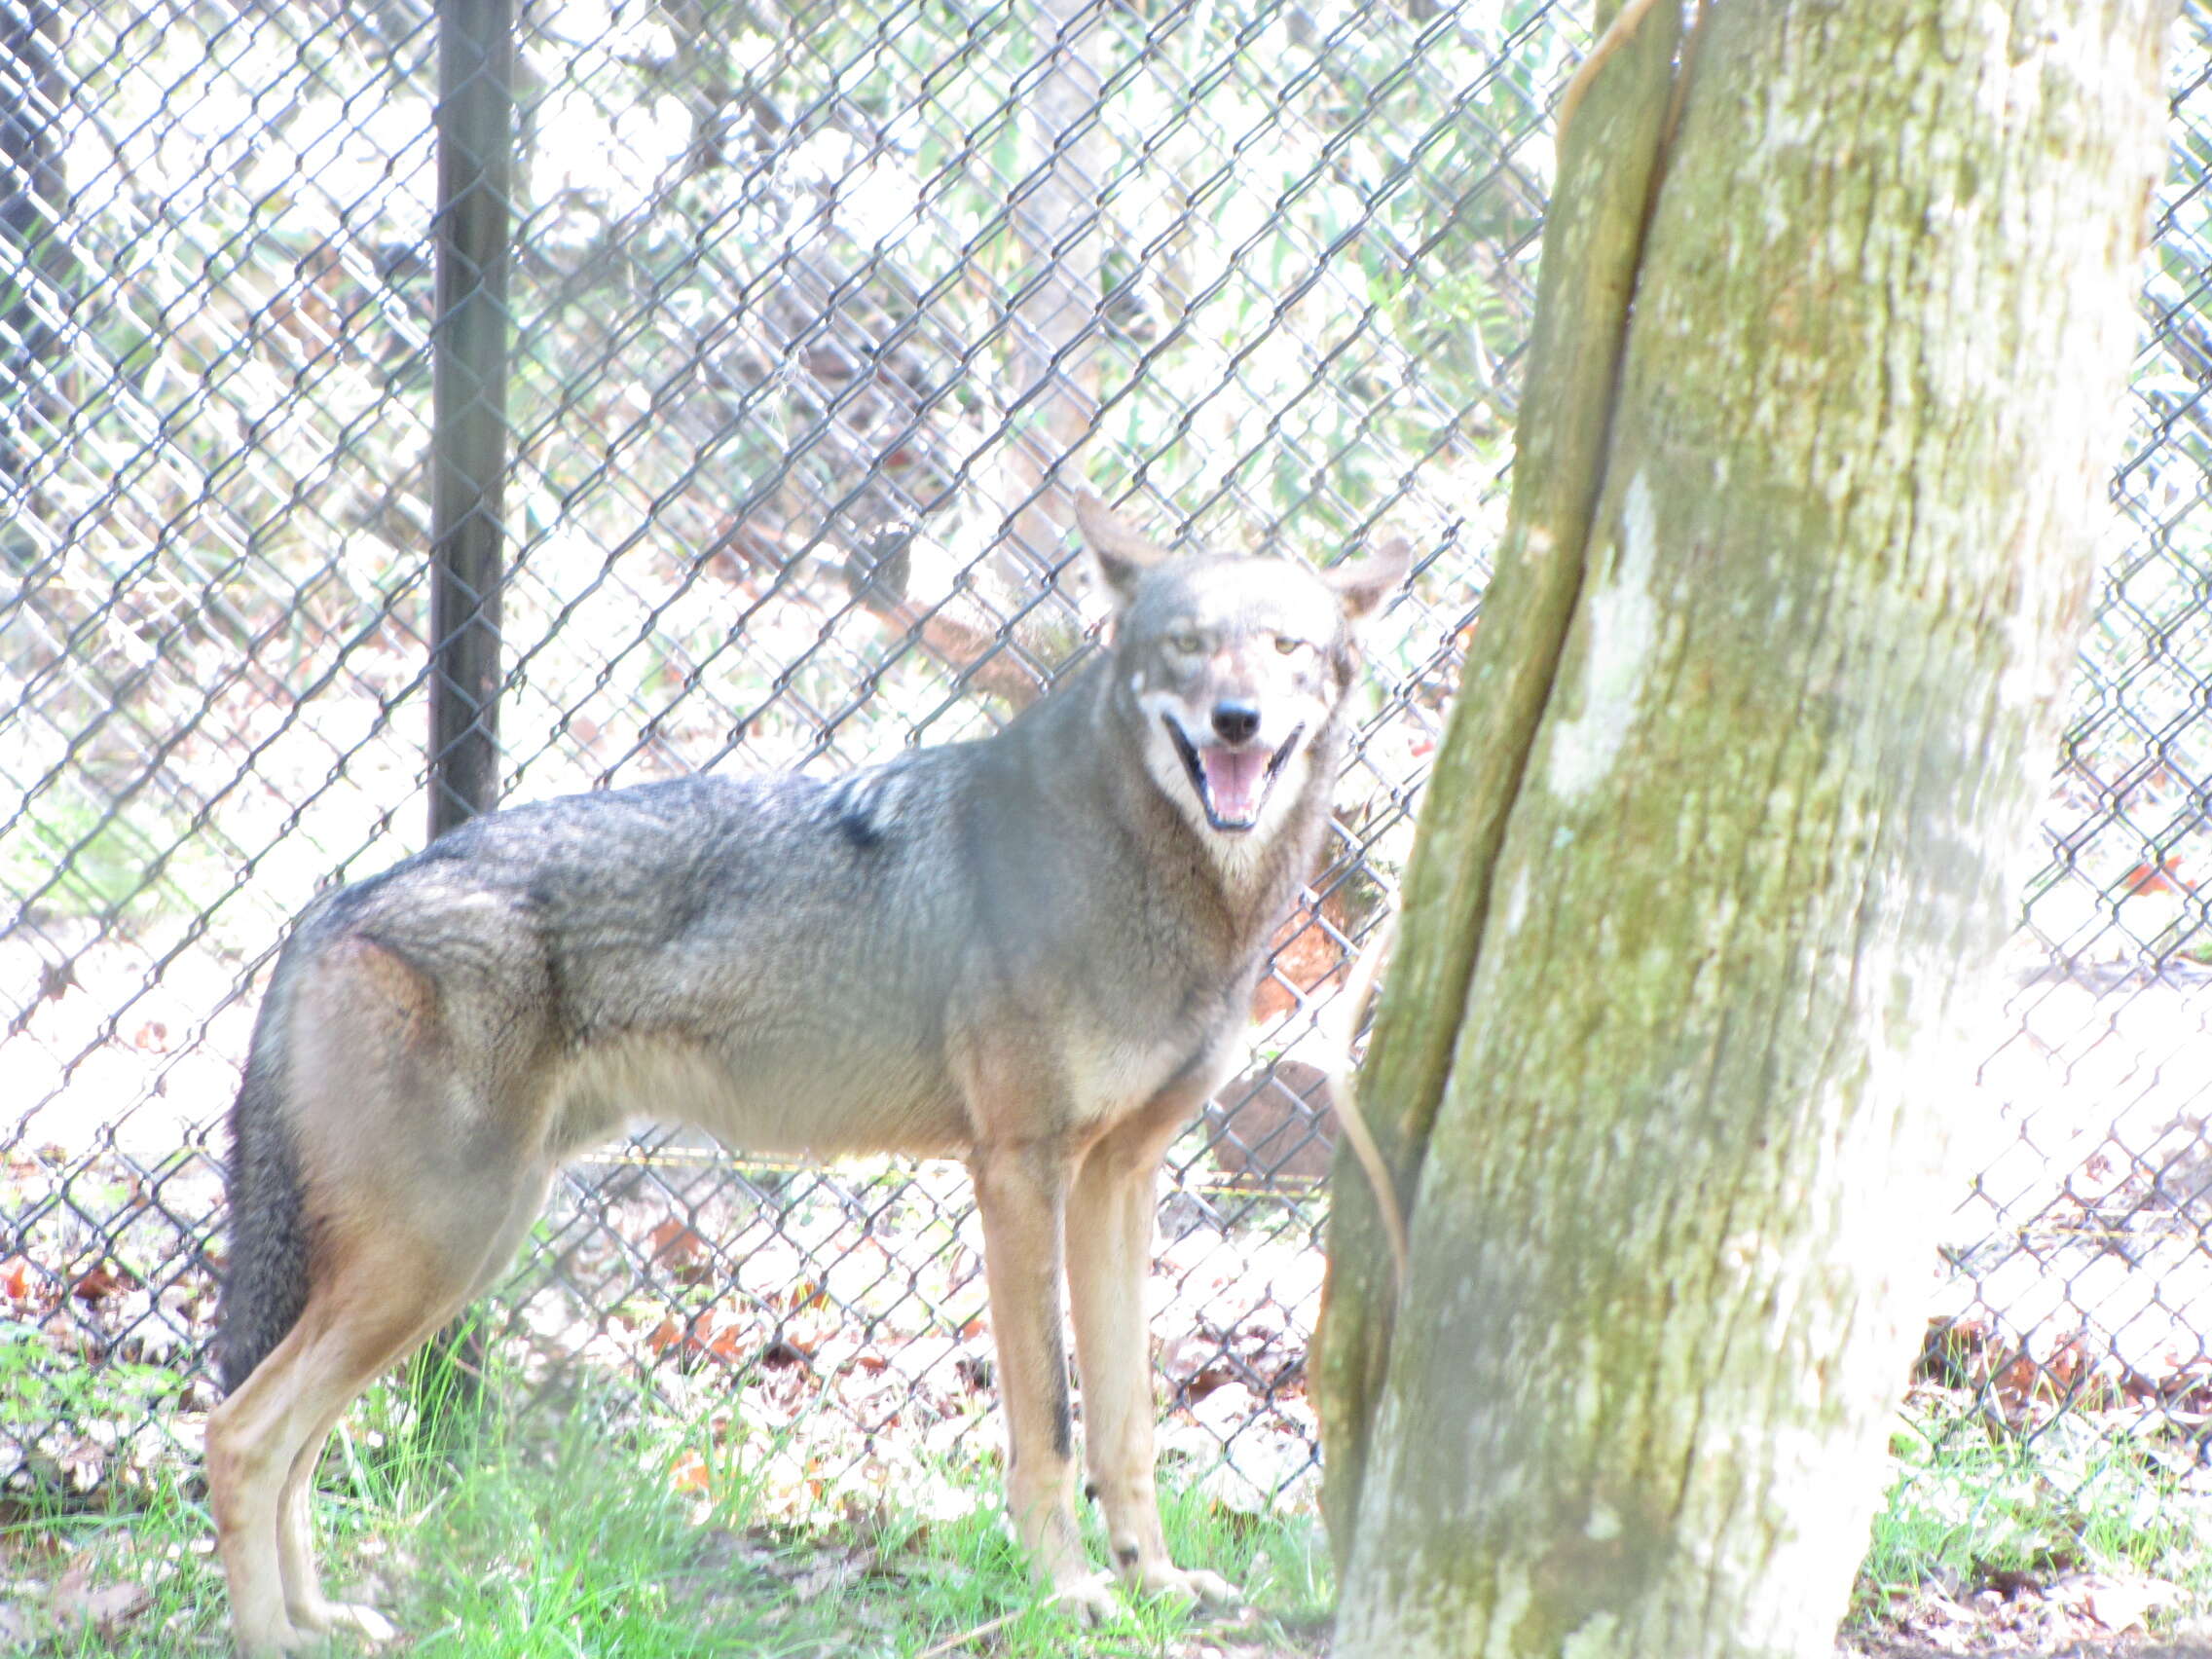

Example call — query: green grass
[20,1347,2212,1653]
[1853,1387,2212,1624]
[0,1366,1330,1657]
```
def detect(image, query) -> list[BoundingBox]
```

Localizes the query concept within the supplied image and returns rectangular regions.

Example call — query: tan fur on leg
[211,1185,544,1658]
[276,1400,395,1643]
[211,1272,455,1656]
[969,1146,1115,1617]
[1067,1115,1237,1607]
[208,1327,316,1657]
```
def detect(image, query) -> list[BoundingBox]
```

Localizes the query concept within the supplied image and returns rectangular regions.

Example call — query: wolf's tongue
[1200,747,1268,825]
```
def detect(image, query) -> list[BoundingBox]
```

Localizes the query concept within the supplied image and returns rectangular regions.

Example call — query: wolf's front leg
[970,1146,1119,1620]
[1066,1116,1239,1610]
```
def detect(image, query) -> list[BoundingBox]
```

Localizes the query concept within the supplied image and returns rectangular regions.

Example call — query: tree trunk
[1311,0,1685,1563]
[0,0,68,555]
[1317,3,2173,1655]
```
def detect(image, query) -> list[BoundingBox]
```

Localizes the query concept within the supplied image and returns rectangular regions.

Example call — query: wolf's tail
[216,1037,312,1394]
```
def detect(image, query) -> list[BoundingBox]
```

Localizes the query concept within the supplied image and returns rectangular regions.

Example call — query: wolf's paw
[1050,1568,1123,1624]
[288,1598,397,1645]
[325,1603,397,1644]
[1135,1562,1240,1610]
[235,1614,326,1658]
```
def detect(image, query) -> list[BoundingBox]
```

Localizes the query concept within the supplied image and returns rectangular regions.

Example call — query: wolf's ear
[1326,535,1414,621]
[1075,491,1174,608]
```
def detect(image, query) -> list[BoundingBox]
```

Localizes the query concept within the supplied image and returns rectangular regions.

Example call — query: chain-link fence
[1913,9,2212,1456]
[2,0,2210,1564]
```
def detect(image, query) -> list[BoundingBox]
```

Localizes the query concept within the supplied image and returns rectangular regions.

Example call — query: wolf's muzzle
[1163,715,1303,832]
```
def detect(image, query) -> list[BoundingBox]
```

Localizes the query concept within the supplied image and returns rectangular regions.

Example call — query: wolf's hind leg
[212,1170,548,1656]
[208,1235,460,1655]
[213,930,559,1654]
[276,1164,553,1644]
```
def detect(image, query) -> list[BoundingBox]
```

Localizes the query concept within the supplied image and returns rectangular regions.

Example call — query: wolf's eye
[1168,632,1203,655]
[1273,635,1309,656]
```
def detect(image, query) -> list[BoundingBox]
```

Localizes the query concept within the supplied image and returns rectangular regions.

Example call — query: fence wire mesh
[1,0,2210,1568]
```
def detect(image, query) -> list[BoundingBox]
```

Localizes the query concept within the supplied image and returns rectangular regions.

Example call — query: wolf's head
[1077,494,1410,854]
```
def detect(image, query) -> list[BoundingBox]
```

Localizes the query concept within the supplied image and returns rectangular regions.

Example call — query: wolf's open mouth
[1163,718,1304,832]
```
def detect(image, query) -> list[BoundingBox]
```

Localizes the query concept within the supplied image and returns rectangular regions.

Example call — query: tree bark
[0,1,68,555]
[1312,0,1684,1562]
[1319,3,2173,1655]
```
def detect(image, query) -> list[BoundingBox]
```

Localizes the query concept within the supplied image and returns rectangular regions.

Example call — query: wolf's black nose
[1211,700,1261,744]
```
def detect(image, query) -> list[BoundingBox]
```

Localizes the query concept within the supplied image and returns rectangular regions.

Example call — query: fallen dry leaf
[670,1449,713,1494]
[647,1219,710,1272]
[2051,1569,2178,1634]
[48,1560,151,1635]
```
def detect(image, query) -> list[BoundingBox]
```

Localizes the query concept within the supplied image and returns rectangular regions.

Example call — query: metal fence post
[428,0,514,839]
[417,0,517,1421]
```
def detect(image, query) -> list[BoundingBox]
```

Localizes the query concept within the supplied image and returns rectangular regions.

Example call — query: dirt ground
[1844,1643,2212,1658]
[1837,1586,2212,1659]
